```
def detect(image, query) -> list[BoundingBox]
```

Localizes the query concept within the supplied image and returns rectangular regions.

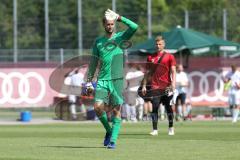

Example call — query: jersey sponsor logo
[104,40,132,51]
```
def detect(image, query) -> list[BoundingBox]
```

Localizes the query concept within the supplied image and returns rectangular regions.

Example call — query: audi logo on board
[0,72,46,104]
[0,70,228,106]
[188,71,227,102]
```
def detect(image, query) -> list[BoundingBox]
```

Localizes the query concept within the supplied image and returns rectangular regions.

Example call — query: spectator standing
[175,64,189,121]
[222,65,240,123]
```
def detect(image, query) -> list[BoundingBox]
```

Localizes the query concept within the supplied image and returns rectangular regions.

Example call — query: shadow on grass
[41,145,105,149]
[120,133,147,136]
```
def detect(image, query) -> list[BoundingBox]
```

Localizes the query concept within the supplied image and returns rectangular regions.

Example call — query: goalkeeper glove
[86,82,94,96]
[105,9,119,21]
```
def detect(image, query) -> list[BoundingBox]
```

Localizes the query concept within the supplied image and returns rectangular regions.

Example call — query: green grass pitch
[0,121,239,160]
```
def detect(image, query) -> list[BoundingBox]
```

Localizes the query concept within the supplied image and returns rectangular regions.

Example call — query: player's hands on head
[105,9,119,21]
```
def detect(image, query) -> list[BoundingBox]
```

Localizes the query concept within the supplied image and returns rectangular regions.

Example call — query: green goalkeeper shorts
[94,78,124,106]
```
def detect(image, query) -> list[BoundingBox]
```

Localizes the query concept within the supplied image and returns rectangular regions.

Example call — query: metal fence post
[147,0,152,39]
[185,10,189,29]
[60,48,64,64]
[223,9,227,57]
[112,0,116,32]
[223,9,227,40]
[112,0,116,12]
[13,0,18,63]
[78,0,82,55]
[45,0,49,62]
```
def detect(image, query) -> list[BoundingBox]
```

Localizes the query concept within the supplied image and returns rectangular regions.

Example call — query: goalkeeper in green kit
[87,9,138,149]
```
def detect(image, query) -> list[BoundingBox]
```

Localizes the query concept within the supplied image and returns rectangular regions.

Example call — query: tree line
[0,0,239,50]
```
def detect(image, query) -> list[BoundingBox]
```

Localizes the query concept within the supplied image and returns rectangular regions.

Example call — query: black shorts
[176,93,186,105]
[138,85,152,102]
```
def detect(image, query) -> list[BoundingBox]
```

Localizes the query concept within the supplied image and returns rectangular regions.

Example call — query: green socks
[99,112,112,134]
[110,117,121,144]
[99,113,122,144]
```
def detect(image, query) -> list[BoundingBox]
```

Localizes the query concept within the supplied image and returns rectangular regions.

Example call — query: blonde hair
[155,36,164,42]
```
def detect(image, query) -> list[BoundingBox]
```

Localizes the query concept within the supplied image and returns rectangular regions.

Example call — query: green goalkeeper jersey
[88,16,138,80]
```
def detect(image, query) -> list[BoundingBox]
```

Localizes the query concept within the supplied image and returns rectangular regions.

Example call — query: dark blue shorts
[176,93,186,105]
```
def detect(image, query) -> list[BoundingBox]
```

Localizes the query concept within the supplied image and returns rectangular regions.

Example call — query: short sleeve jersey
[176,71,188,93]
[225,70,240,90]
[147,51,176,89]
